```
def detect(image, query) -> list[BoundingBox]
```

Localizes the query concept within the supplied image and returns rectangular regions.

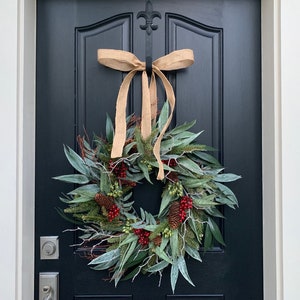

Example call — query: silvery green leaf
[91,256,118,270]
[119,233,138,246]
[53,174,89,184]
[105,113,114,143]
[170,260,179,294]
[138,162,152,184]
[178,157,203,175]
[124,142,137,155]
[158,191,174,217]
[214,173,241,182]
[194,151,221,165]
[140,208,146,220]
[68,184,99,195]
[158,101,169,132]
[123,192,133,202]
[179,131,202,146]
[207,217,225,246]
[215,182,239,207]
[181,177,211,189]
[188,212,202,243]
[204,224,213,251]
[147,259,169,273]
[126,172,145,182]
[159,236,169,251]
[170,229,179,258]
[145,211,156,225]
[100,171,109,193]
[68,193,94,203]
[204,207,225,218]
[143,225,157,231]
[185,245,202,262]
[167,120,196,136]
[88,248,120,265]
[192,194,218,207]
[177,256,195,287]
[154,247,172,264]
[147,160,175,172]
[63,145,89,175]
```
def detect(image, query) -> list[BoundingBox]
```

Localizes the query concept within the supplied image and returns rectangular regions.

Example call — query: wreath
[54,101,240,293]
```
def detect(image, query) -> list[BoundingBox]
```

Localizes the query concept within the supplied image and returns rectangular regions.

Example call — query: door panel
[36,1,262,299]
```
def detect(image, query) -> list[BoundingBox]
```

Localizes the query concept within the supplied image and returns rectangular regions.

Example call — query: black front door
[36,0,262,299]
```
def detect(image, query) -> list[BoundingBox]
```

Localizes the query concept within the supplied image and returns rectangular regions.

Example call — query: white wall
[0,0,300,299]
[0,1,18,299]
[281,0,300,298]
[0,0,35,299]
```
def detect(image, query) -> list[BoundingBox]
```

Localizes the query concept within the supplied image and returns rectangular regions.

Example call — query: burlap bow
[97,49,194,180]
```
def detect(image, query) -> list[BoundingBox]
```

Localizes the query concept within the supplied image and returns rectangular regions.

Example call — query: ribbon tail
[111,70,137,158]
[140,71,152,140]
[153,68,176,180]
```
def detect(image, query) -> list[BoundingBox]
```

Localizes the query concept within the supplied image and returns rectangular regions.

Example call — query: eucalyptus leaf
[68,193,94,203]
[100,171,109,193]
[170,229,179,258]
[88,248,120,265]
[177,256,195,286]
[207,217,225,246]
[119,240,138,272]
[192,194,218,208]
[68,184,99,195]
[215,182,239,207]
[214,173,241,182]
[119,233,138,246]
[154,247,172,264]
[185,245,202,262]
[91,256,118,270]
[53,174,90,184]
[194,151,220,165]
[167,120,196,136]
[181,177,211,189]
[170,261,179,294]
[158,190,174,217]
[138,161,152,184]
[147,259,169,273]
[63,145,89,175]
[158,101,169,132]
[178,157,203,175]
[204,224,213,251]
[204,206,225,218]
[105,113,114,143]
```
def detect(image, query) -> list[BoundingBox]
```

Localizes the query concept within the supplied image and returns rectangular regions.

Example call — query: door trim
[9,0,283,299]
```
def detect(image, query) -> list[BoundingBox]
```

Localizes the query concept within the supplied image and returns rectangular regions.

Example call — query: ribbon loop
[97,49,194,180]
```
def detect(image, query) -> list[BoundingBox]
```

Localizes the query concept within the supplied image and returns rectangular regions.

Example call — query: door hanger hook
[137,0,161,77]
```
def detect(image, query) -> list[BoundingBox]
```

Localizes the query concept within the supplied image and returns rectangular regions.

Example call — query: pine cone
[94,193,114,210]
[168,201,181,230]
[152,235,162,246]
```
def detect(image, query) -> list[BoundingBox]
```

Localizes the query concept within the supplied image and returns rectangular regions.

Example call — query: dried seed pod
[168,201,181,230]
[152,235,162,246]
[94,193,114,210]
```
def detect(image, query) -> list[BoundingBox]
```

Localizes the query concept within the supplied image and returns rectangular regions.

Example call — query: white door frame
[3,0,299,299]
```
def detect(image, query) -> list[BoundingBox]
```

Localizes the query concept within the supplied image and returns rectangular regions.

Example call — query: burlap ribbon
[97,49,194,180]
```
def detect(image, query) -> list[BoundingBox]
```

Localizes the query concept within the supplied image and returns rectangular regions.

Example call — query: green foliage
[54,114,240,293]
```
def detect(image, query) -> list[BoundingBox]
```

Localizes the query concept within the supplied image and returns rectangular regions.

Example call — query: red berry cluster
[109,160,127,178]
[133,229,151,246]
[179,196,193,222]
[108,204,120,222]
[162,158,177,167]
